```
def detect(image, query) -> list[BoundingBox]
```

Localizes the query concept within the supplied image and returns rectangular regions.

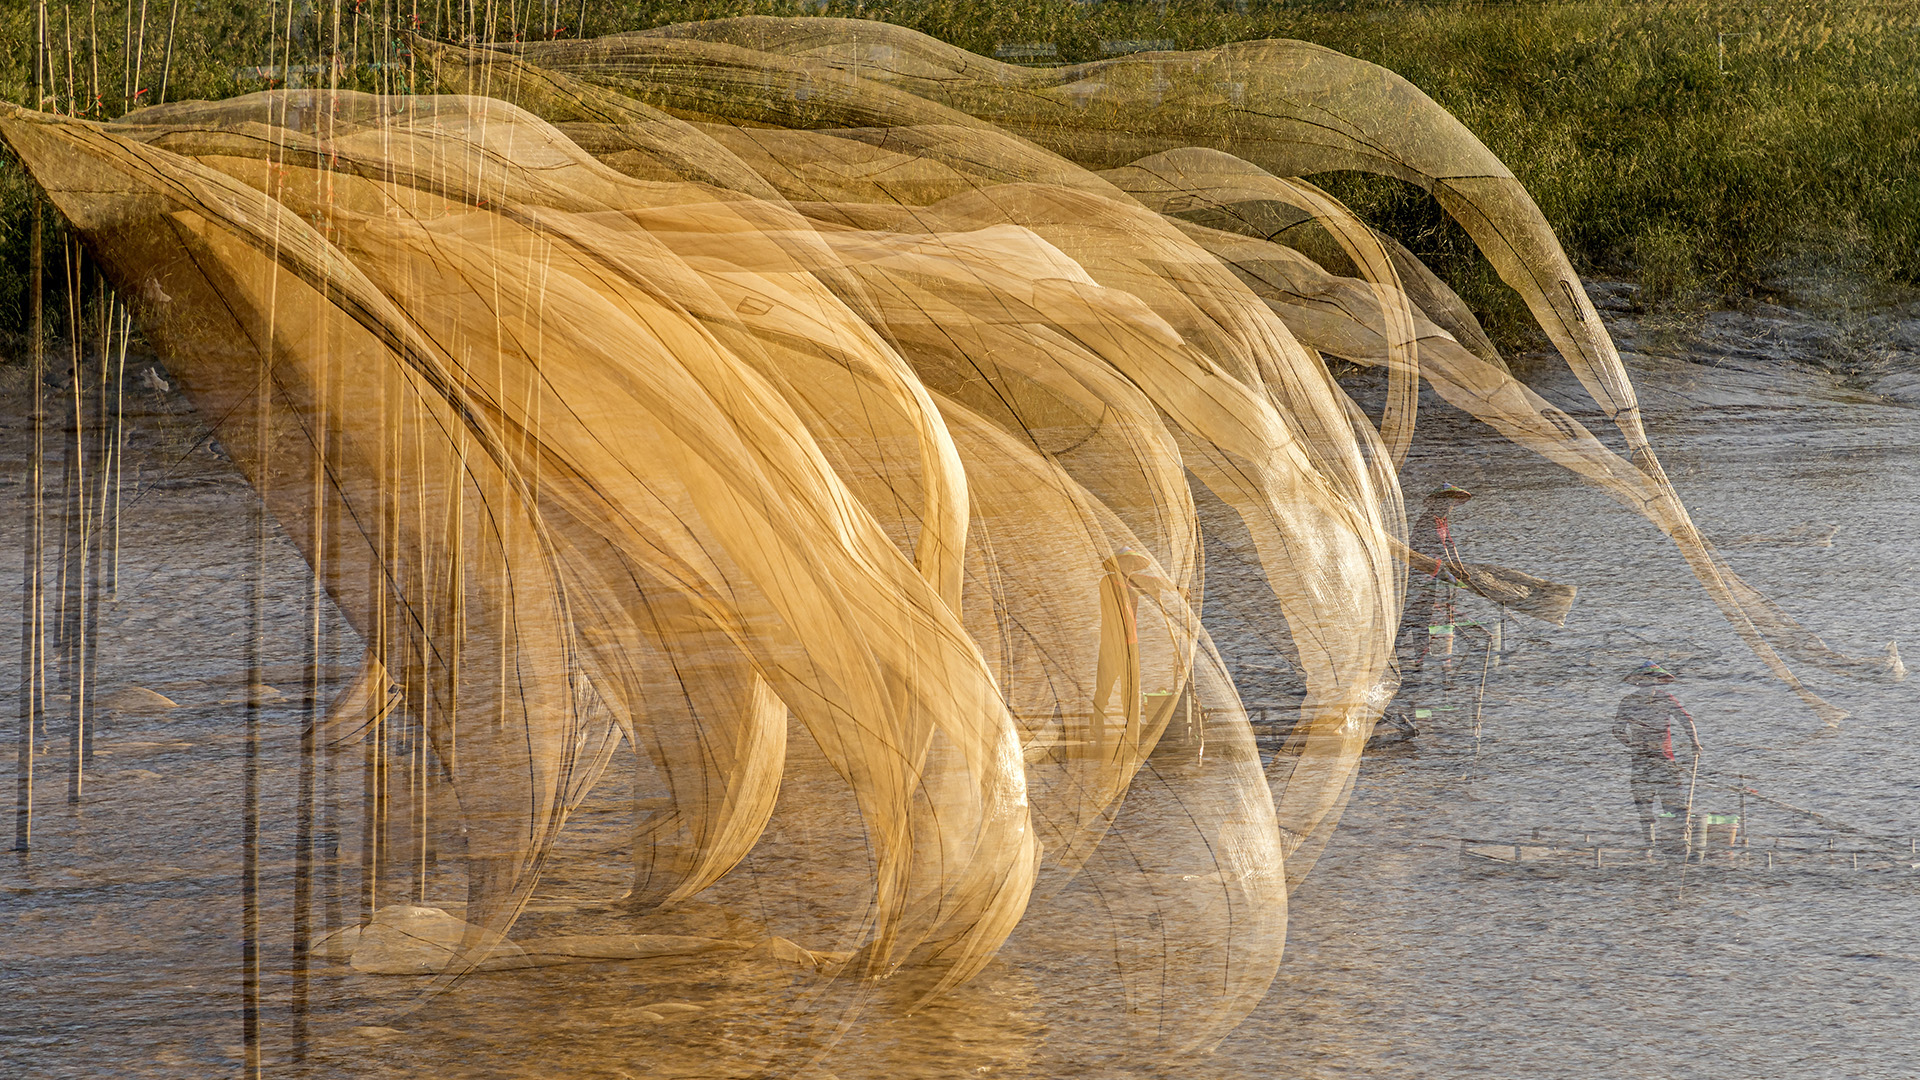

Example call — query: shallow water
[2,318,1916,1078]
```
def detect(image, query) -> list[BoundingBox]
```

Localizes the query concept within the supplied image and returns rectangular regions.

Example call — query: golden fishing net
[0,15,1898,1062]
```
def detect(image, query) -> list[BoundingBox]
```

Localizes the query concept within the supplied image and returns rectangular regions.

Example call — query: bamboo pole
[130,0,149,107]
[156,0,178,105]
[1471,626,1494,739]
[108,308,127,600]
[242,563,262,1077]
[1679,698,1704,863]
[62,277,90,807]
[242,332,267,1080]
[76,291,114,797]
[413,704,426,902]
[52,249,75,760]
[329,0,341,92]
[281,0,295,87]
[17,0,50,854]
[362,690,377,917]
[365,334,397,919]
[290,164,340,1054]
[291,575,318,1063]
[322,707,342,942]
[319,205,344,948]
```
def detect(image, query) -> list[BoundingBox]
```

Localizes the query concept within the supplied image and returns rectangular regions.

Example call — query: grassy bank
[4,0,1917,351]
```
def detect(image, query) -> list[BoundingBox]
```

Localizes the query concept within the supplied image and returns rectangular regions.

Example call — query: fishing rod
[1689,770,1914,853]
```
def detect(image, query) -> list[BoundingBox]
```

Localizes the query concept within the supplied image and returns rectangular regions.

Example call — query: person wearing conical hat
[1611,660,1701,848]
[1087,548,1179,759]
[1383,483,1476,739]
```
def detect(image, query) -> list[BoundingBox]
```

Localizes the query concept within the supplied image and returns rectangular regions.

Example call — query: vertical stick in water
[329,0,341,92]
[361,428,382,919]
[79,293,113,787]
[1738,776,1748,847]
[51,242,77,756]
[242,582,262,1076]
[413,709,426,902]
[18,0,50,853]
[362,699,376,918]
[317,262,343,947]
[290,611,316,1062]
[366,360,397,916]
[242,358,267,1080]
[322,711,341,941]
[108,309,127,599]
[322,725,341,930]
[291,273,334,1064]
[63,278,90,807]
[53,430,70,751]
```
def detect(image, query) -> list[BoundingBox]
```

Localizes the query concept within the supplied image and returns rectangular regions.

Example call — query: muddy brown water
[2,310,1917,1078]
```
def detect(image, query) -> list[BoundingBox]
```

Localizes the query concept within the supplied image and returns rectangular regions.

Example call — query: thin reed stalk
[329,0,341,92]
[156,0,177,105]
[86,1,97,116]
[118,0,131,111]
[63,5,73,116]
[130,0,148,107]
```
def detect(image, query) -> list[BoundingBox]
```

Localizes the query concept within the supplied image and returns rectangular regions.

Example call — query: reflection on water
[4,344,1917,1078]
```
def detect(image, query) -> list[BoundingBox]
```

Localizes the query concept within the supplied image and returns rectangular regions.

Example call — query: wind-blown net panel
[0,15,1891,1056]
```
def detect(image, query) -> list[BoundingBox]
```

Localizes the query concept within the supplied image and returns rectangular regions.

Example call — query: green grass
[4,0,1918,353]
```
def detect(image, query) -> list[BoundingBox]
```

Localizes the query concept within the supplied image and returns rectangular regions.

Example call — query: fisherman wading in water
[1612,660,1703,850]
[1383,483,1476,739]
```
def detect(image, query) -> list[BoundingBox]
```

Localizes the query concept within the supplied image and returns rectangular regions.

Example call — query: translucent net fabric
[0,15,1897,1057]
